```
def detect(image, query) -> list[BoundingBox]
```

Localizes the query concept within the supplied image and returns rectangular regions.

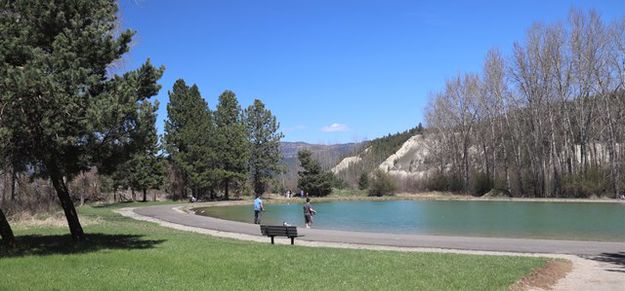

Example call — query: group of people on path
[253,194,316,228]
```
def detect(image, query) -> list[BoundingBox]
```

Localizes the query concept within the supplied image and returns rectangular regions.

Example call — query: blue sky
[118,0,624,144]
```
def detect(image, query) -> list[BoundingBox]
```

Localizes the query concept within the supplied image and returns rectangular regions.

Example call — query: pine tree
[244,99,284,194]
[297,149,334,196]
[0,0,164,241]
[358,172,369,190]
[164,80,216,199]
[118,101,164,202]
[215,91,249,199]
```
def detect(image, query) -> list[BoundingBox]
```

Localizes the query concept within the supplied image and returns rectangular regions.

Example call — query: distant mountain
[277,141,364,190]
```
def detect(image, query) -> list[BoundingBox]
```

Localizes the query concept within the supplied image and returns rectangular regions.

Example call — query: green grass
[1,202,547,290]
[331,187,368,197]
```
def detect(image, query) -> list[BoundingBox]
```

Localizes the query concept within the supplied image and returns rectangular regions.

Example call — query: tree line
[163,80,283,201]
[425,10,625,198]
[0,0,283,247]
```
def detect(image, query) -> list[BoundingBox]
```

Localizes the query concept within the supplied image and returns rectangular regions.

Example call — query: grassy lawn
[1,202,547,290]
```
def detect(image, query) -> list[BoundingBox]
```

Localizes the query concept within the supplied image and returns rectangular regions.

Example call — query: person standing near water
[303,198,316,228]
[253,194,264,224]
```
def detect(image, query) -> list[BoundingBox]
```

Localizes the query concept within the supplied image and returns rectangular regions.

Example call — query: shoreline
[219,191,625,204]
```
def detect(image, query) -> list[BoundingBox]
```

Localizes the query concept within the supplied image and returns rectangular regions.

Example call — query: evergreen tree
[214,91,249,199]
[297,149,334,196]
[358,172,369,190]
[164,80,216,199]
[244,99,284,195]
[0,0,164,241]
[119,101,164,202]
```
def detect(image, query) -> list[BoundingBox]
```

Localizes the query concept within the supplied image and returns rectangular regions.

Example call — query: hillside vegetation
[278,142,362,191]
[332,125,423,188]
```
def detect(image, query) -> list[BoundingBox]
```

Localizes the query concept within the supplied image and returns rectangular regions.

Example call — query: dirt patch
[511,259,573,290]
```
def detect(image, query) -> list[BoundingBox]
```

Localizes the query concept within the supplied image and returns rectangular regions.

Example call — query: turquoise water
[195,200,625,241]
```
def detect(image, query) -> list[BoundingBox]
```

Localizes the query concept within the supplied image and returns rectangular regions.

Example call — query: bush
[331,174,347,190]
[425,172,464,193]
[447,174,464,192]
[425,172,448,191]
[470,172,493,196]
[368,170,396,196]
[561,167,609,198]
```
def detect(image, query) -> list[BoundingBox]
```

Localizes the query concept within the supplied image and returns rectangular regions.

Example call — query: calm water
[195,200,625,241]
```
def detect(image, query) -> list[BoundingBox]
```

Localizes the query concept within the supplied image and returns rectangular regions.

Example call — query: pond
[194,200,625,241]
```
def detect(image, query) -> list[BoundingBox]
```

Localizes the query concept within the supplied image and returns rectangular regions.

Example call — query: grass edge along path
[1,202,550,290]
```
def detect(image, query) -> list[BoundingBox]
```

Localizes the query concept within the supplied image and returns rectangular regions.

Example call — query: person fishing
[303,198,316,228]
[253,194,264,224]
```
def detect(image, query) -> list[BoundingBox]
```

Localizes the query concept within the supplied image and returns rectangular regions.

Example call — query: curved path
[129,202,624,256]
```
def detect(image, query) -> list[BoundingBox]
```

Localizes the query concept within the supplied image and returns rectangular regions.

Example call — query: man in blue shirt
[253,194,264,224]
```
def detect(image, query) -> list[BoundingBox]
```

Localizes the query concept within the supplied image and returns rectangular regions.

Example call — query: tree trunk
[142,189,147,202]
[10,170,16,200]
[131,188,136,201]
[48,165,85,241]
[153,191,157,202]
[224,179,230,200]
[0,208,15,248]
[462,143,469,191]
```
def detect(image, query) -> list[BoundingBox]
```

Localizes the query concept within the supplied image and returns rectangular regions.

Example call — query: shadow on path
[585,252,625,273]
[0,233,165,258]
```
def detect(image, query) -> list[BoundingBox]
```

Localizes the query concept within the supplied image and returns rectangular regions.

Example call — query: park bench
[260,225,300,245]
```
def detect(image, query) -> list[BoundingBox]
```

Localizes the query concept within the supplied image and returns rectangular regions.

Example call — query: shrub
[425,172,464,193]
[368,170,396,196]
[331,174,347,190]
[561,167,609,198]
[425,172,448,191]
[447,174,464,192]
[470,172,493,196]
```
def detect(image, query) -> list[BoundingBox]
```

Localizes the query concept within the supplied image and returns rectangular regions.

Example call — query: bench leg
[271,236,274,244]
[290,237,294,245]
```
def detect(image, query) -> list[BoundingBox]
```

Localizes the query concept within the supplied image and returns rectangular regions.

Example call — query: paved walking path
[118,202,625,291]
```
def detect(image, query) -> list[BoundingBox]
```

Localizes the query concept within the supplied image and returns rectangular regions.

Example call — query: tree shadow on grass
[584,252,625,273]
[0,233,165,258]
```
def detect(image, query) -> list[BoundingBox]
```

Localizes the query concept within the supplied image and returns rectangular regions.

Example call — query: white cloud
[321,123,349,133]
